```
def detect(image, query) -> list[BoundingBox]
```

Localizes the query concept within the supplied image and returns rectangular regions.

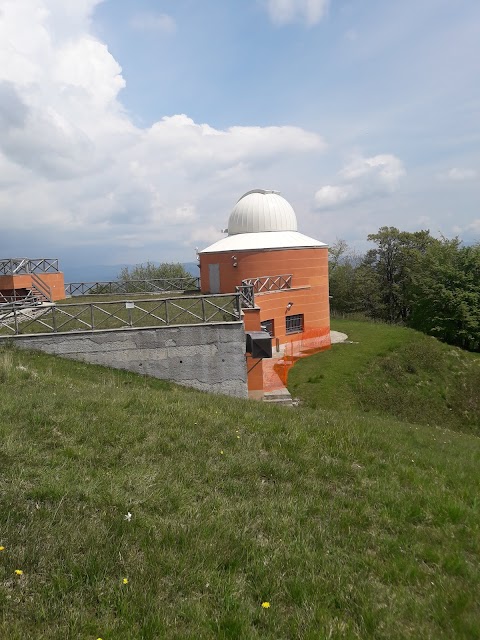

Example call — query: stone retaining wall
[3,322,248,398]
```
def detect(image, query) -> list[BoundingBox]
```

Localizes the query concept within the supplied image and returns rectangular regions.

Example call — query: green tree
[118,262,197,293]
[328,239,368,315]
[364,227,436,323]
[409,240,480,351]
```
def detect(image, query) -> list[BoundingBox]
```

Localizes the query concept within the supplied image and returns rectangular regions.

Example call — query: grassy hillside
[288,319,480,435]
[1,344,479,639]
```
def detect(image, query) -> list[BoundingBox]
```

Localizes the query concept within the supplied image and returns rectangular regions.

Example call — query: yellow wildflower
[0,546,5,551]
[123,578,129,584]
[262,601,270,608]
[15,569,23,576]
[220,450,224,455]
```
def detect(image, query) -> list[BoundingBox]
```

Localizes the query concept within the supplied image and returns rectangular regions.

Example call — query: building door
[209,264,220,293]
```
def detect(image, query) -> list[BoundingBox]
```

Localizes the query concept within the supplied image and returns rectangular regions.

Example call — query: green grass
[1,343,480,639]
[288,319,480,436]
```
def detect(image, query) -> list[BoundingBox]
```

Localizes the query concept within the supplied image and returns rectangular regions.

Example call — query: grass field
[1,339,479,639]
[288,319,480,436]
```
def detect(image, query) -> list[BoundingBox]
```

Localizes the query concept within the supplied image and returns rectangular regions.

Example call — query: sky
[0,0,479,270]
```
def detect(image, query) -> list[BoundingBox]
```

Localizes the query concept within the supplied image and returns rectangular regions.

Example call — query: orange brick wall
[200,246,330,346]
[0,273,66,301]
[200,246,328,295]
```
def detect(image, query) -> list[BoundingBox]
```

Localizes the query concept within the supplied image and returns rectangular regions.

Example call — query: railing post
[236,294,242,317]
[201,297,206,322]
[14,308,19,335]
[165,300,169,325]
[52,306,57,332]
[90,304,95,330]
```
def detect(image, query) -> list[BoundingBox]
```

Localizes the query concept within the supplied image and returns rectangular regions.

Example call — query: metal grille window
[286,314,304,334]
[261,319,274,336]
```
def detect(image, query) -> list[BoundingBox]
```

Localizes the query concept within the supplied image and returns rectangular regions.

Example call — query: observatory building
[199,189,330,399]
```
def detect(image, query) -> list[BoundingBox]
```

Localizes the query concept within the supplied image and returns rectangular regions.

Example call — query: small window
[286,314,304,334]
[261,319,274,337]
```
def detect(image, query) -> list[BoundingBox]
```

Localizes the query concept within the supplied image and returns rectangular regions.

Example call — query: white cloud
[451,219,480,244]
[417,216,431,226]
[187,226,224,246]
[446,167,477,181]
[130,12,176,34]
[466,219,480,233]
[0,0,325,261]
[312,184,354,208]
[265,0,329,26]
[314,154,406,210]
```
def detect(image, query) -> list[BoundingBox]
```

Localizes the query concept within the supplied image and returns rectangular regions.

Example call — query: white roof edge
[200,231,328,254]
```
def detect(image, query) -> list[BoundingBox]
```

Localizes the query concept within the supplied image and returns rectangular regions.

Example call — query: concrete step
[263,390,293,406]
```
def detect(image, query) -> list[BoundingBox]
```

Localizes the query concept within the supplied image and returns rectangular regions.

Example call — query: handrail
[0,293,242,336]
[0,290,39,308]
[235,284,255,309]
[241,274,292,293]
[65,277,201,297]
[31,272,53,303]
[0,258,60,275]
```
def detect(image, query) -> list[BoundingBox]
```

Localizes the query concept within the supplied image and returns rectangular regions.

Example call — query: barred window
[286,314,304,334]
[261,319,274,337]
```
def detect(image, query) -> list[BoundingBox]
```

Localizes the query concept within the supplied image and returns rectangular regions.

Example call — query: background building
[0,258,65,306]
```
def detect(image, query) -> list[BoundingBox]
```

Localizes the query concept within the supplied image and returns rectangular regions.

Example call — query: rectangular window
[261,319,274,337]
[286,314,304,334]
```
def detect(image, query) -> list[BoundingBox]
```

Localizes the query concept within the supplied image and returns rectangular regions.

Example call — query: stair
[0,290,41,311]
[262,389,294,406]
[30,272,53,303]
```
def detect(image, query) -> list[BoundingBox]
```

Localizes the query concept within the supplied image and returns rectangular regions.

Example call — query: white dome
[227,189,298,235]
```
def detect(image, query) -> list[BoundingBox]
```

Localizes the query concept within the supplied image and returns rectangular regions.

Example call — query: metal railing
[65,277,201,297]
[235,284,255,309]
[0,293,241,336]
[241,274,292,293]
[0,258,60,275]
[0,290,40,308]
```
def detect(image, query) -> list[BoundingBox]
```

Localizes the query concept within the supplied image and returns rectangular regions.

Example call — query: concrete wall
[5,322,248,398]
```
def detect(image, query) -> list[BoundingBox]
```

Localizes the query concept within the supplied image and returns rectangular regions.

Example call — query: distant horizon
[61,261,199,283]
[1,1,479,265]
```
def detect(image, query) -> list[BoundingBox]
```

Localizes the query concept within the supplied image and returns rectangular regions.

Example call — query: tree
[329,228,480,352]
[409,240,480,351]
[117,262,197,293]
[328,239,367,315]
[364,227,437,323]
